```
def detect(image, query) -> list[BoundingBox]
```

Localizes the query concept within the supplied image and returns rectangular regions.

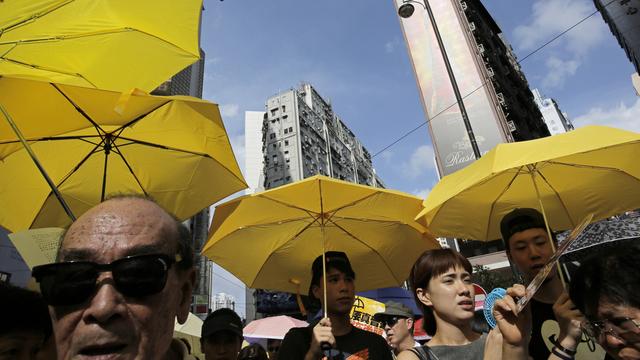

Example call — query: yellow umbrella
[0,76,246,232]
[0,0,202,92]
[202,175,438,299]
[417,125,640,241]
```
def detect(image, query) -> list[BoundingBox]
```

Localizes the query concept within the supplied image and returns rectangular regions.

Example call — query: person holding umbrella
[500,208,609,360]
[278,251,392,359]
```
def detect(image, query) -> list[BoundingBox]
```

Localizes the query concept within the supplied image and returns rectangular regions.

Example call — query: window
[288,126,293,133]
[270,108,277,116]
[269,133,275,139]
[284,150,289,154]
[284,128,289,134]
[272,144,276,149]
[284,140,289,146]
[282,105,286,112]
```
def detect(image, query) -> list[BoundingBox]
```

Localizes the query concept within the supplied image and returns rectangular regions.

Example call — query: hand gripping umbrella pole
[0,104,76,222]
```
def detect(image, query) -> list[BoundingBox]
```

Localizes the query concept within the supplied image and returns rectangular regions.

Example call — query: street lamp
[397,0,482,160]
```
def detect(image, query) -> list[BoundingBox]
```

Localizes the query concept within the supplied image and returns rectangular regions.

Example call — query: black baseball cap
[308,251,355,299]
[201,308,243,339]
[500,208,547,245]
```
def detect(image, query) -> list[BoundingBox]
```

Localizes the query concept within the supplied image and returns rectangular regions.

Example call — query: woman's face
[592,300,640,360]
[421,265,476,326]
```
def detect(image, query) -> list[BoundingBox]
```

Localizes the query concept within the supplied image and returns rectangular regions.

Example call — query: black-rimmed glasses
[582,317,640,344]
[32,253,182,306]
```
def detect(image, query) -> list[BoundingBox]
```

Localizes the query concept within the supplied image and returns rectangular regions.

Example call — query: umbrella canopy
[417,125,640,240]
[243,315,308,340]
[0,0,202,92]
[202,175,439,294]
[558,213,640,261]
[0,76,246,232]
[174,313,204,359]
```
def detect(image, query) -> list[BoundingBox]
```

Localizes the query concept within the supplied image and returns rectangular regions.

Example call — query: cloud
[220,104,240,118]
[403,145,436,179]
[412,187,431,199]
[513,0,607,88]
[573,98,640,132]
[384,38,403,54]
[541,56,579,88]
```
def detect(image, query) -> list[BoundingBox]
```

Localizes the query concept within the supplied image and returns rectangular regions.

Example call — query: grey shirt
[426,333,487,360]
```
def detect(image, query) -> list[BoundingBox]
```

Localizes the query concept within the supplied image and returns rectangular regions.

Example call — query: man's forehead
[510,227,548,241]
[61,198,176,258]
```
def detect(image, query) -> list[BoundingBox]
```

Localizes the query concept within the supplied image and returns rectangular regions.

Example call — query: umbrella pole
[321,222,328,318]
[0,104,76,221]
[530,170,566,289]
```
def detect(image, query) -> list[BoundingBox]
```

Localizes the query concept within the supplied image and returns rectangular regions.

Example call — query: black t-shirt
[529,298,613,360]
[279,323,393,360]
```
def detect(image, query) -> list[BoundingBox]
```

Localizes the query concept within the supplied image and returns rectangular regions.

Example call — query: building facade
[212,292,236,312]
[395,0,549,177]
[532,89,574,135]
[260,83,383,190]
[596,0,640,74]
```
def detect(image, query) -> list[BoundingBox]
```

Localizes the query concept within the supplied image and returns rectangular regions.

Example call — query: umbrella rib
[327,218,405,285]
[325,192,382,223]
[113,100,172,135]
[547,160,640,181]
[51,83,105,136]
[256,194,319,219]
[109,143,149,197]
[1,27,199,57]
[248,216,322,289]
[0,0,75,35]
[0,57,97,88]
[483,166,524,240]
[55,140,106,188]
[115,136,248,190]
[0,135,102,146]
[535,165,576,228]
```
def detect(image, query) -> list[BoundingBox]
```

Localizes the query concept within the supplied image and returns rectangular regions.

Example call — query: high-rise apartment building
[212,292,236,312]
[595,0,640,94]
[532,89,574,135]
[395,0,549,177]
[244,83,384,318]
[258,83,383,190]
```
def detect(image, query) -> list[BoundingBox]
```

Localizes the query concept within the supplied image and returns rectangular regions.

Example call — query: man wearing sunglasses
[373,301,420,358]
[570,239,640,360]
[32,195,196,360]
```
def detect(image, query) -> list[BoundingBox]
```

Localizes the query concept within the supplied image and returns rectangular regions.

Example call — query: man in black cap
[373,301,420,357]
[501,208,609,360]
[278,251,392,360]
[201,308,244,360]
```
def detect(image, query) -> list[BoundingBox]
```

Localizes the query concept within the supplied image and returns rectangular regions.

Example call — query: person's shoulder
[396,348,421,360]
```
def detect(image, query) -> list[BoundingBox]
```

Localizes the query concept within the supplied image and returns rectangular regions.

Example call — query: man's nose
[528,244,542,258]
[82,274,126,324]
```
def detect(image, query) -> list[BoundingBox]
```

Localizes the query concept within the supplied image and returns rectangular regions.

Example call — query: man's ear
[416,288,432,307]
[311,282,322,301]
[176,268,196,324]
[406,317,414,330]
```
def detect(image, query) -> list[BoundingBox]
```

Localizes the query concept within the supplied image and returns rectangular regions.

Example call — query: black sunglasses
[32,253,182,306]
[378,316,407,328]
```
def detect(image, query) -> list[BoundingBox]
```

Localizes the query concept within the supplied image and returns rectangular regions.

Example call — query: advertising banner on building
[395,0,508,176]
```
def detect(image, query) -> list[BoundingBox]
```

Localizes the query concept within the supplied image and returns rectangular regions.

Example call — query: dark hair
[569,239,640,319]
[409,249,473,336]
[0,283,52,338]
[56,194,194,269]
[238,343,269,360]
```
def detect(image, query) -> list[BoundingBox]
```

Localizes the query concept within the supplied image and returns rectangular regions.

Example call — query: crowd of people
[0,195,638,359]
